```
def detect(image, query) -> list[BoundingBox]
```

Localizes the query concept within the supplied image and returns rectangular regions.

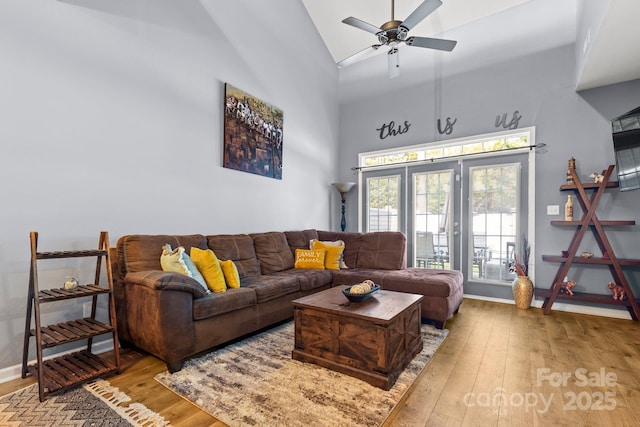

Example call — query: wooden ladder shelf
[537,164,640,320]
[21,231,121,401]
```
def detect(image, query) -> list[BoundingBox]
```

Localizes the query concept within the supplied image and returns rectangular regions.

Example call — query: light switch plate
[547,205,560,215]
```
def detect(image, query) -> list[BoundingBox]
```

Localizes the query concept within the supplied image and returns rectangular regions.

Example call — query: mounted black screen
[612,107,640,192]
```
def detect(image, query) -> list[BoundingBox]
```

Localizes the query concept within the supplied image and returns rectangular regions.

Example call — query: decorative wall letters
[437,117,457,135]
[377,120,411,139]
[495,110,522,130]
[373,110,523,142]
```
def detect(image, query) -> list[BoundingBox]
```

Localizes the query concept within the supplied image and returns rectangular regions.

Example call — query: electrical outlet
[547,205,559,215]
[83,302,92,318]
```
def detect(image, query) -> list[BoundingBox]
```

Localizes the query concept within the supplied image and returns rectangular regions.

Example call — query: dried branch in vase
[510,233,530,277]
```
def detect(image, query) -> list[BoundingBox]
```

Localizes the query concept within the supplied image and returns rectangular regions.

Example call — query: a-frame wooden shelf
[21,231,121,401]
[537,164,640,321]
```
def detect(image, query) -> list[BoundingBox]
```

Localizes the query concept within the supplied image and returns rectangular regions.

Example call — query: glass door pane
[413,170,454,269]
[366,174,402,232]
[467,160,525,282]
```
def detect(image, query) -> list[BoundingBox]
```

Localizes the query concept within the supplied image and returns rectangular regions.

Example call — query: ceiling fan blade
[400,0,442,32]
[337,45,382,68]
[388,47,400,79]
[342,16,382,35]
[406,36,457,51]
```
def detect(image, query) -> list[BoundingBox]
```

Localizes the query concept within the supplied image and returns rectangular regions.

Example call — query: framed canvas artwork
[223,83,283,179]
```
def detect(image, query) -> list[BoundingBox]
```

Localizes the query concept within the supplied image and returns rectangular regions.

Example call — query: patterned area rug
[155,321,448,427]
[0,379,170,426]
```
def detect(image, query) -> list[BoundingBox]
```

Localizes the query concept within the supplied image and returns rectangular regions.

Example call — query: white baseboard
[0,339,114,385]
[463,294,632,320]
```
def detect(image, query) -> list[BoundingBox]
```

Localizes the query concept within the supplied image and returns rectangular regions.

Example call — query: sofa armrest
[125,271,209,298]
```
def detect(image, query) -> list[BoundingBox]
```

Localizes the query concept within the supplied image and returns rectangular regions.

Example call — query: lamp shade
[331,182,356,193]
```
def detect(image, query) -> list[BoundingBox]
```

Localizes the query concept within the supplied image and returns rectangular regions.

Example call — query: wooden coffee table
[292,285,423,390]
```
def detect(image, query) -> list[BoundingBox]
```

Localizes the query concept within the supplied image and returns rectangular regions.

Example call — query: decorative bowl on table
[343,281,380,302]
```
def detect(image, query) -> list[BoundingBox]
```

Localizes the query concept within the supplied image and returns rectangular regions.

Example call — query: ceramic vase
[512,276,533,309]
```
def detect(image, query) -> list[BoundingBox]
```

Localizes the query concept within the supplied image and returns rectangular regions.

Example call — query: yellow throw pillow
[294,249,326,270]
[190,247,227,293]
[220,259,240,289]
[311,240,344,270]
[310,239,348,269]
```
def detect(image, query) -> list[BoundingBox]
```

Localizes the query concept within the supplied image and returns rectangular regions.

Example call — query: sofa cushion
[250,232,295,274]
[117,234,208,275]
[358,232,407,270]
[380,268,463,298]
[269,269,333,292]
[207,234,261,279]
[285,229,319,255]
[192,287,257,320]
[317,231,362,268]
[241,274,299,303]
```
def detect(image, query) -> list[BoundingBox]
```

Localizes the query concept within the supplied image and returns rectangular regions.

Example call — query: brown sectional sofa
[112,229,463,372]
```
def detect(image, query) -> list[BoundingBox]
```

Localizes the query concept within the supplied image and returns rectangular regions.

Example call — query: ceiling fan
[339,0,457,78]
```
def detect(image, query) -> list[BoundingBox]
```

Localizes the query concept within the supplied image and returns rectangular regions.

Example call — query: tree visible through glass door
[366,175,401,232]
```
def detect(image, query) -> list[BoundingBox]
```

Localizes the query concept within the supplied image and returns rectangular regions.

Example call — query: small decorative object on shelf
[559,278,577,296]
[581,252,594,259]
[608,281,626,300]
[566,157,576,184]
[590,170,605,183]
[564,194,574,221]
[64,276,79,290]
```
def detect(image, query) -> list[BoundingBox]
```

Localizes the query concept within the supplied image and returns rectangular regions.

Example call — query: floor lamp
[331,182,356,231]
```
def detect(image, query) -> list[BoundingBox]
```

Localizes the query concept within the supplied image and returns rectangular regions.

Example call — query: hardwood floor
[3,298,639,426]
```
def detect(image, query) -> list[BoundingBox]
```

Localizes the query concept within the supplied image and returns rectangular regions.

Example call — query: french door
[461,153,529,285]
[362,152,529,285]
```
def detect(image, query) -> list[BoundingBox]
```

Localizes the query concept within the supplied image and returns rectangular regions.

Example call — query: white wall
[0,0,339,372]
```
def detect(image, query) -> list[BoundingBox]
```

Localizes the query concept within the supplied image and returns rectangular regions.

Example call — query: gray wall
[575,0,611,84]
[339,43,640,306]
[0,0,339,373]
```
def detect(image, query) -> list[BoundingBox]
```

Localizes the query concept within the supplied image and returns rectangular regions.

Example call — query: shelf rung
[27,350,117,396]
[31,318,114,348]
[541,255,640,266]
[38,284,111,302]
[550,220,635,226]
[36,249,107,259]
[536,289,638,307]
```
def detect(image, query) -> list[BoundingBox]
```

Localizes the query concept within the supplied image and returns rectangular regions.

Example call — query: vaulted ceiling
[302,0,640,103]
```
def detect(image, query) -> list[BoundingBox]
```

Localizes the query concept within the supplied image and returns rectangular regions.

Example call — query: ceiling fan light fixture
[378,33,389,44]
[388,47,400,79]
[397,26,408,40]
